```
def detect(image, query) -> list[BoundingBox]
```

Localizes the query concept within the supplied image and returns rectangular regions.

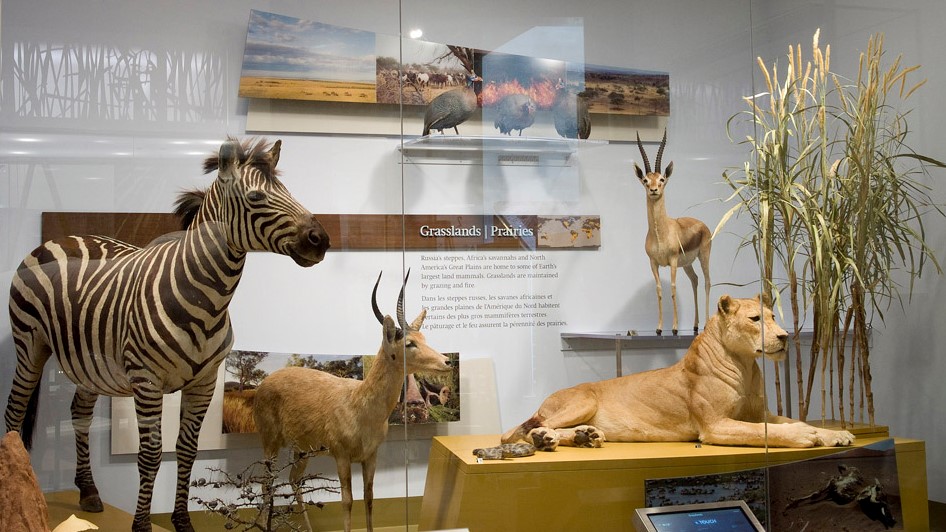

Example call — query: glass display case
[1,0,942,531]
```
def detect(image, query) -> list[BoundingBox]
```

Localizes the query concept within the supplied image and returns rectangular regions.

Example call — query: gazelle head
[372,270,451,374]
[634,129,674,200]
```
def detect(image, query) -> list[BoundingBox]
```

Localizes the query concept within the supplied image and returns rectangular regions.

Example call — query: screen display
[647,507,759,531]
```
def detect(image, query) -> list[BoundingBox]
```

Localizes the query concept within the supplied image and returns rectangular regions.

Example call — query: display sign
[632,501,764,532]
[42,212,601,251]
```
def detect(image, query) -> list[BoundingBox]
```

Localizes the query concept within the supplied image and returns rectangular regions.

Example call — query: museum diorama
[1,1,944,531]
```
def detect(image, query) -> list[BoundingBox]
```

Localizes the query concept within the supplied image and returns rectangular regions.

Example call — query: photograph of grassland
[239,10,377,102]
[239,77,375,103]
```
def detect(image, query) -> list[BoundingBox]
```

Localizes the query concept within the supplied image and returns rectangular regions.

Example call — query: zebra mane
[173,189,206,229]
[201,137,281,182]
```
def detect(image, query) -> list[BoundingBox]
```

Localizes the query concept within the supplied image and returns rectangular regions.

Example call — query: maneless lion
[502,295,855,450]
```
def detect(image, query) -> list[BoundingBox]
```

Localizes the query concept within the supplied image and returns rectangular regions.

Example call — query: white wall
[1,0,944,518]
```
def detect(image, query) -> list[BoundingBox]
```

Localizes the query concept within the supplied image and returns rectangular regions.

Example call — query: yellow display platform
[418,426,928,531]
[46,490,173,532]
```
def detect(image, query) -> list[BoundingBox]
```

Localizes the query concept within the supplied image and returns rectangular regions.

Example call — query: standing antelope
[253,271,451,532]
[4,138,330,532]
[634,130,712,335]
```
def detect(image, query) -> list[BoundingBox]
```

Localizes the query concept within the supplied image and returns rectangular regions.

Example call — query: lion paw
[573,425,605,448]
[819,429,855,447]
[528,428,559,451]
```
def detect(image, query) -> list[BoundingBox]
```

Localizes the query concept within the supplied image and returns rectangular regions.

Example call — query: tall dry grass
[719,30,945,425]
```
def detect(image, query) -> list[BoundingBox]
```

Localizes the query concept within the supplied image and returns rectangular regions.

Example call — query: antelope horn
[655,129,668,173]
[371,271,385,325]
[636,132,651,174]
[396,268,412,331]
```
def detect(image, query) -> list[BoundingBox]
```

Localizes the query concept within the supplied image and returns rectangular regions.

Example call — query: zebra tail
[20,383,42,451]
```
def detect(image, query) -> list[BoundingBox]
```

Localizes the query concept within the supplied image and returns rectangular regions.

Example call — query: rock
[0,431,49,532]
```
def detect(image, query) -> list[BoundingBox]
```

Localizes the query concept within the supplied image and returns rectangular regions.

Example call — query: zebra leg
[3,329,52,445]
[131,383,165,532]
[72,387,104,512]
[170,376,216,532]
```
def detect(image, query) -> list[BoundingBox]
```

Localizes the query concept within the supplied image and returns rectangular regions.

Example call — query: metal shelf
[397,135,606,166]
[561,331,697,377]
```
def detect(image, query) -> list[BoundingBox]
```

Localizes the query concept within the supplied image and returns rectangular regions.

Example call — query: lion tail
[501,415,544,444]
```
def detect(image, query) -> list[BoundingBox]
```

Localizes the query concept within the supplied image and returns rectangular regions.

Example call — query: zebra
[4,138,330,532]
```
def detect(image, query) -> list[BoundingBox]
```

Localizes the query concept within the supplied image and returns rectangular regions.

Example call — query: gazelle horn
[636,132,651,174]
[396,268,412,331]
[371,272,385,325]
[655,129,668,173]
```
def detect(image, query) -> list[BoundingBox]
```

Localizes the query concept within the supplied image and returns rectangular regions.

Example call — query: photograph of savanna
[221,350,461,434]
[238,10,377,103]
[582,65,670,115]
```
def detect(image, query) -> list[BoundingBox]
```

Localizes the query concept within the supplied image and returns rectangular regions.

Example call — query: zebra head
[179,138,330,267]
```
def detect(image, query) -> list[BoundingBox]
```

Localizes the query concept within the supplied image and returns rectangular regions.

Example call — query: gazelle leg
[649,259,663,335]
[72,387,103,512]
[700,249,712,331]
[683,264,700,334]
[336,457,354,532]
[362,453,378,532]
[289,450,313,532]
[668,258,679,335]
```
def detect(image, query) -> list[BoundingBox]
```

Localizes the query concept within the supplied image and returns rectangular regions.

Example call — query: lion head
[716,295,788,361]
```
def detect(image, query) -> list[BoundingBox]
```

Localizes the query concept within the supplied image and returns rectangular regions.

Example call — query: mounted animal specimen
[553,78,591,139]
[502,295,855,451]
[423,73,482,136]
[253,271,451,532]
[3,138,330,532]
[635,130,712,335]
[493,93,536,136]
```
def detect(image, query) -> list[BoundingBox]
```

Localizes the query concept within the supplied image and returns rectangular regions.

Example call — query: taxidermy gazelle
[253,270,451,532]
[635,130,712,335]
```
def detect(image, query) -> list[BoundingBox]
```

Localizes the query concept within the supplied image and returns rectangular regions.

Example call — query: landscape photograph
[239,9,377,103]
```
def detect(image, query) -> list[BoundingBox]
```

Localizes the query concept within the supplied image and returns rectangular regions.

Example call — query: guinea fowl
[493,93,536,136]
[423,74,482,136]
[553,79,592,139]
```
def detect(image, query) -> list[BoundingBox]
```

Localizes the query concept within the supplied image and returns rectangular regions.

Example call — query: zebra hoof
[672,329,678,335]
[132,516,152,532]
[693,327,699,335]
[656,329,662,336]
[171,509,196,532]
[78,486,104,513]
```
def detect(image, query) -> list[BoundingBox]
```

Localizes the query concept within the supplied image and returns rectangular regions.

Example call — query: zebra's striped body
[4,139,330,532]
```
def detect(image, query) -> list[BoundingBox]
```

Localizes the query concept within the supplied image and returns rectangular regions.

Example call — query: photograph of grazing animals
[634,130,712,335]
[502,295,855,451]
[253,271,451,532]
[3,138,330,532]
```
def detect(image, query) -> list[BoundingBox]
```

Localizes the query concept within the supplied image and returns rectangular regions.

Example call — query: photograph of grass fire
[239,9,669,118]
[221,350,461,434]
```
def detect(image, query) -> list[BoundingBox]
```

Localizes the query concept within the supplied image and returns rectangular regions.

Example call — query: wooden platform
[418,426,928,531]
